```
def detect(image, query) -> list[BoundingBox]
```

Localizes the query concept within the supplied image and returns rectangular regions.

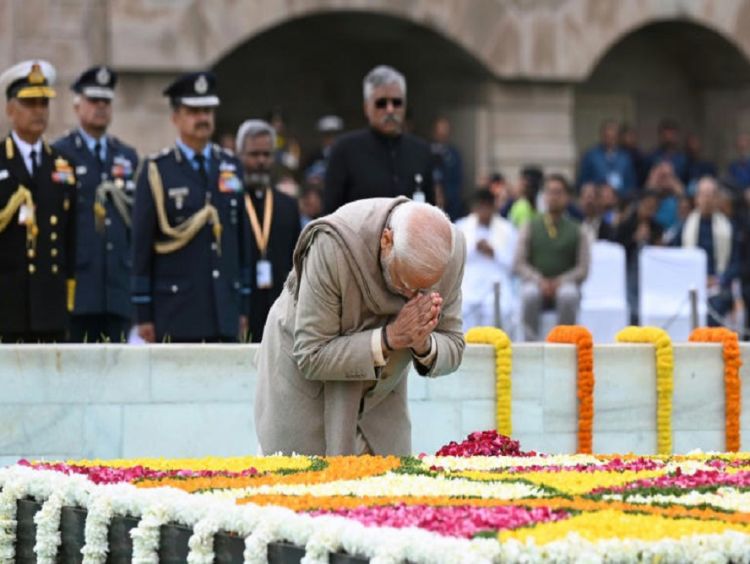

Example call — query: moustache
[194,122,211,130]
[382,114,402,125]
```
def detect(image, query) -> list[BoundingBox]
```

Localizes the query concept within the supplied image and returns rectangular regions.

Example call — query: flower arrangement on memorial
[689,327,742,452]
[3,430,750,562]
[465,327,512,435]
[546,325,595,454]
[616,326,674,455]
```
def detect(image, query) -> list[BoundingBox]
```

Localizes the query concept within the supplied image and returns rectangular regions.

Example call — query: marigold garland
[616,327,674,455]
[689,328,743,452]
[547,326,594,454]
[465,327,512,436]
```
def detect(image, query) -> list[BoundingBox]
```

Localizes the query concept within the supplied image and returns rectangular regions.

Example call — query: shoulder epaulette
[149,146,172,161]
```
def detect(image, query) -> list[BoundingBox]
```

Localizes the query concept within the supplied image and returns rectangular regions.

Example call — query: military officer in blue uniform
[53,66,139,343]
[0,60,77,343]
[131,71,251,342]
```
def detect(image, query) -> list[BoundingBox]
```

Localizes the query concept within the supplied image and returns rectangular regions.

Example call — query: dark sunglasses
[374,97,404,109]
[246,151,272,158]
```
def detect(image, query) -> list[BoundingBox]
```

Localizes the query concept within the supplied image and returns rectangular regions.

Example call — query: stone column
[480,81,577,184]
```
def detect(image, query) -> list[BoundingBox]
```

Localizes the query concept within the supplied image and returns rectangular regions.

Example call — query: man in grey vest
[513,174,590,340]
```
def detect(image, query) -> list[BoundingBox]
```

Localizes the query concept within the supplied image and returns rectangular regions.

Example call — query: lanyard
[245,189,274,257]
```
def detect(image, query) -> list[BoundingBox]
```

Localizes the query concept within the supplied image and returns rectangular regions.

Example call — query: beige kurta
[254,197,466,455]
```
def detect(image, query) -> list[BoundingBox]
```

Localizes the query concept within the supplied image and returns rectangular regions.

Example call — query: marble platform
[0,343,748,463]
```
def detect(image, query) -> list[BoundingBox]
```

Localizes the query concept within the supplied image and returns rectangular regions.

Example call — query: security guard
[0,60,76,343]
[53,66,139,343]
[131,71,251,342]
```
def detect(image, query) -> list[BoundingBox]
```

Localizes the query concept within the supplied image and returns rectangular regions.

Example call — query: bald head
[380,202,453,297]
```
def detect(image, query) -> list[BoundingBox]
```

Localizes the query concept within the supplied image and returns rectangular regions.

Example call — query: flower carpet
[3,432,750,563]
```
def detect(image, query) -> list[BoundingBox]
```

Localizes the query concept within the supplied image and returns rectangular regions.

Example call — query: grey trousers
[521,281,580,340]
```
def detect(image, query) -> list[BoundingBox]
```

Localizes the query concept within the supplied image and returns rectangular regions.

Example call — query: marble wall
[1,342,748,464]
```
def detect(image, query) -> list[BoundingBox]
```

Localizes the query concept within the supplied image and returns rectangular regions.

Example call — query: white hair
[235,119,276,154]
[363,65,406,101]
[389,202,453,277]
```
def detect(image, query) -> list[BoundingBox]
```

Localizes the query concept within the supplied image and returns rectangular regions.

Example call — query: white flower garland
[33,492,63,563]
[210,472,543,500]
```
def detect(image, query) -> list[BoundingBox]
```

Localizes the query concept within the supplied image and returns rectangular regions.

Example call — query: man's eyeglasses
[246,151,272,158]
[374,97,404,109]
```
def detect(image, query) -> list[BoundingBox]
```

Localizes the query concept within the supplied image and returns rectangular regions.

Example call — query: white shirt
[11,131,43,177]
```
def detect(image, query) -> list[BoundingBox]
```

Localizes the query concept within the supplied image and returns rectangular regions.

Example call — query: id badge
[412,189,426,203]
[18,204,34,225]
[256,259,273,289]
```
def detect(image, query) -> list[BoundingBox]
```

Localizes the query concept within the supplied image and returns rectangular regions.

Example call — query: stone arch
[210,9,494,188]
[573,17,750,171]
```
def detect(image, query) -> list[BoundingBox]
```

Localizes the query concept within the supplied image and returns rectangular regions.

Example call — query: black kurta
[323,128,435,215]
[244,187,301,342]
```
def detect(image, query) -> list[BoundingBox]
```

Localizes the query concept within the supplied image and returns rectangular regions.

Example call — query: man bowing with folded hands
[255,197,466,455]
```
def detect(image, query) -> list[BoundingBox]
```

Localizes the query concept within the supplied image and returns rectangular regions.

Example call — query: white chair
[579,241,629,342]
[639,246,707,340]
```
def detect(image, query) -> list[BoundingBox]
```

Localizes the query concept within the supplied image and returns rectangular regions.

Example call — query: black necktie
[93,141,105,171]
[29,149,38,178]
[194,154,208,187]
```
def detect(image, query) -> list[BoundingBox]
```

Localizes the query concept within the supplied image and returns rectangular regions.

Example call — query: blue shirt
[175,138,212,175]
[729,158,750,190]
[655,195,679,230]
[577,144,636,194]
[648,149,688,183]
[78,127,107,163]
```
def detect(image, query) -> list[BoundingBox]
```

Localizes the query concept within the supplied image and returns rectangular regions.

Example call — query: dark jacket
[131,144,251,342]
[53,130,139,319]
[323,128,435,214]
[616,212,663,265]
[244,187,301,342]
[0,134,77,334]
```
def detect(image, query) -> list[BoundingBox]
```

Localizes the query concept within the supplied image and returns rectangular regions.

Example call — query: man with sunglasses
[323,65,435,214]
[0,60,77,343]
[130,72,251,343]
[53,66,139,343]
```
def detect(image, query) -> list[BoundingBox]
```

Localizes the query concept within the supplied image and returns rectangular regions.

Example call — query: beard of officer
[240,131,273,190]
[172,105,214,152]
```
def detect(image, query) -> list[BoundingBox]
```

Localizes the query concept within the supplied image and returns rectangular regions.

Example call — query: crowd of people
[1,57,749,344]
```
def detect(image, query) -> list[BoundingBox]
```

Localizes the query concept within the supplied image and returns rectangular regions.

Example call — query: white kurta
[455,214,517,332]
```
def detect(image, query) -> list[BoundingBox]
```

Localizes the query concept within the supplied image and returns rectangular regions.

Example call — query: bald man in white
[254,197,466,455]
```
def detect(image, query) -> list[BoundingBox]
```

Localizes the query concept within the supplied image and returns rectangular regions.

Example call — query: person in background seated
[578,182,616,244]
[671,177,738,327]
[299,183,323,229]
[455,189,517,332]
[616,190,664,324]
[505,165,543,228]
[684,132,717,193]
[514,174,590,340]
[728,132,750,192]
[577,119,636,198]
[644,160,685,231]
[648,119,688,184]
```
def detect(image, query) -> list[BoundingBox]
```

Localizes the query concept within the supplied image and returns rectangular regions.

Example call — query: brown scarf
[288,197,409,315]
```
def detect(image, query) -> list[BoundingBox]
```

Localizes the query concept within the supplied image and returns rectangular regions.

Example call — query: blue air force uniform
[53,66,139,342]
[131,72,251,342]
